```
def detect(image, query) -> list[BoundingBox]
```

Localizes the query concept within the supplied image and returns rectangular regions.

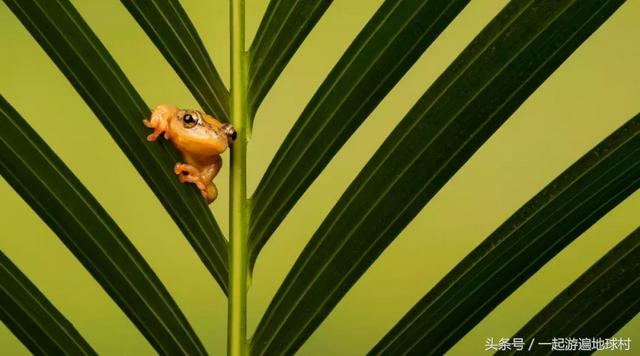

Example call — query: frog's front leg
[144,104,177,141]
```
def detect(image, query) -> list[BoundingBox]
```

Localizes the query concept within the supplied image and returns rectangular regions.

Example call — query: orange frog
[144,104,236,204]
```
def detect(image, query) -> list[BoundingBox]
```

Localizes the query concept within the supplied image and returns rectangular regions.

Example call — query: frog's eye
[222,123,237,143]
[182,114,197,128]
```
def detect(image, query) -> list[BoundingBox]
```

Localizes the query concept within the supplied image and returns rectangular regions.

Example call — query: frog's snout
[222,123,237,143]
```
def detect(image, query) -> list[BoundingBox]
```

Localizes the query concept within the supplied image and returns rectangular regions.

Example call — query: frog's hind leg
[174,157,221,204]
[201,183,218,204]
[199,156,222,184]
[174,163,206,191]
[197,156,221,204]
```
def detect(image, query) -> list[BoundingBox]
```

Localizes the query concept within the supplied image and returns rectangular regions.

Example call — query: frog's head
[168,109,234,155]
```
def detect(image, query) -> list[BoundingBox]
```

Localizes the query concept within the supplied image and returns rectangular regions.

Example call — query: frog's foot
[174,163,206,191]
[201,183,218,204]
[144,105,176,141]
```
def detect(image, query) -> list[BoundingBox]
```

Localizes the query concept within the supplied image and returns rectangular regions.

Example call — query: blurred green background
[1,1,638,355]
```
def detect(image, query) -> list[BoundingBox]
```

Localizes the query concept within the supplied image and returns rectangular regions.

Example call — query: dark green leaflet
[500,227,640,356]
[372,113,639,355]
[121,0,230,121]
[3,0,229,293]
[251,1,626,354]
[0,96,206,355]
[249,0,333,118]
[249,0,471,271]
[0,251,96,356]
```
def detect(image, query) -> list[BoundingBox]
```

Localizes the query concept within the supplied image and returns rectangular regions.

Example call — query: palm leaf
[501,227,640,355]
[121,0,230,121]
[250,1,626,354]
[248,0,333,117]
[0,251,96,356]
[3,0,229,293]
[371,113,640,355]
[0,96,206,355]
[249,0,471,269]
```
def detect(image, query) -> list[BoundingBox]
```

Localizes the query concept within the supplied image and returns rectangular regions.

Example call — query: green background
[1,1,638,354]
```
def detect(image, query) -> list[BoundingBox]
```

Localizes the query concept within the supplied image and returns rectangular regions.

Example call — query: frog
[143,104,236,204]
